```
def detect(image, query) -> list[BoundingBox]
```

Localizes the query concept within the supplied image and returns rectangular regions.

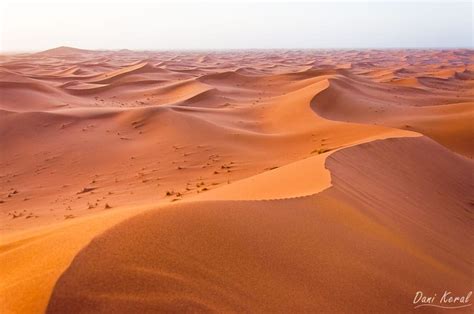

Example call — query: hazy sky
[0,0,472,52]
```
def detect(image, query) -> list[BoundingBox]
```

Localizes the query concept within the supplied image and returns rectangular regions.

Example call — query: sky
[0,0,472,52]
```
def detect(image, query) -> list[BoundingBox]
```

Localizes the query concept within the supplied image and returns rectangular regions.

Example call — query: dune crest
[46,137,473,313]
[0,49,472,313]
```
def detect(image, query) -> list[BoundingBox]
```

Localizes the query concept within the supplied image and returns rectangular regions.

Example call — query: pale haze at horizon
[0,1,472,52]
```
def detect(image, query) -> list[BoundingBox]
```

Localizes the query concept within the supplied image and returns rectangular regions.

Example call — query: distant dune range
[0,47,472,313]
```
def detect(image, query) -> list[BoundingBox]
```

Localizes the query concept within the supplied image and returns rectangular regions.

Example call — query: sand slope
[0,206,149,313]
[46,137,473,313]
[0,48,472,313]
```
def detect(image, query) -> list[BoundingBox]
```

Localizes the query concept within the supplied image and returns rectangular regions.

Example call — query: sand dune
[0,48,472,313]
[0,205,149,313]
[34,46,98,57]
[46,137,472,313]
[312,73,474,157]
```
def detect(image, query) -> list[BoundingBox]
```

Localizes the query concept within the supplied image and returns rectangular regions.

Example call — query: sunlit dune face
[1,48,472,232]
[0,48,472,313]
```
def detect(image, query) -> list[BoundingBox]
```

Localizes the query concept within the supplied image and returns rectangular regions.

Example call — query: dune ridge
[0,48,472,313]
[46,137,473,313]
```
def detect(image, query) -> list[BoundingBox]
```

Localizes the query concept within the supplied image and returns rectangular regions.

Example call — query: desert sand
[0,47,473,313]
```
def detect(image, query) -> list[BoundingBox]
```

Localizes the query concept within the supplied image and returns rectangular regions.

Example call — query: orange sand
[0,47,472,313]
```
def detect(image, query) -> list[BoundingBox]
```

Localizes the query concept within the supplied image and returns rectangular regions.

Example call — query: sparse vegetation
[311,148,330,155]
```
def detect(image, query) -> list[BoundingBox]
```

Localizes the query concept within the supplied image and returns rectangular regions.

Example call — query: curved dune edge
[0,74,331,314]
[188,75,422,202]
[0,205,150,314]
[311,75,474,158]
[0,70,421,314]
[1,49,472,313]
[190,128,420,201]
[0,129,419,314]
[45,136,473,313]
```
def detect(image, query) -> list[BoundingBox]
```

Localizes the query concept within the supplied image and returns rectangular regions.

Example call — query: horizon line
[2,45,473,55]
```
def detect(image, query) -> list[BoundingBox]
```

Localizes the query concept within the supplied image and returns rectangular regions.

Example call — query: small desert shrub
[311,148,330,155]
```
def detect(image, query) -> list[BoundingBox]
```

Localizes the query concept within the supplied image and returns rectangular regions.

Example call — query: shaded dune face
[46,137,473,313]
[2,49,473,313]
[310,74,474,158]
